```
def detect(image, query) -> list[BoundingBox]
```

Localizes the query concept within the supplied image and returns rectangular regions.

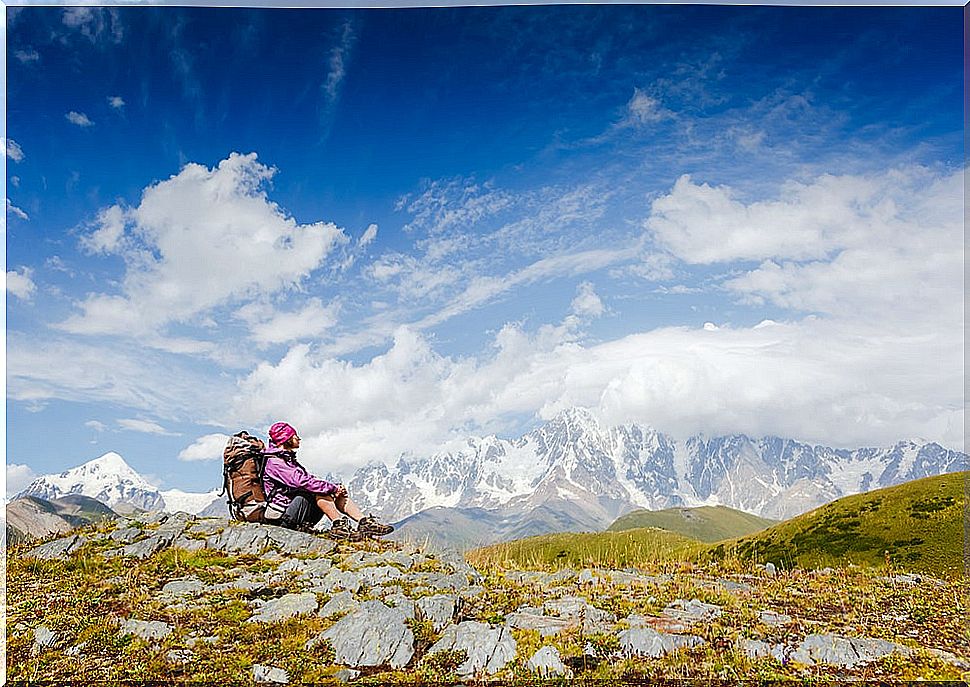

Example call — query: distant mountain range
[13,408,966,549]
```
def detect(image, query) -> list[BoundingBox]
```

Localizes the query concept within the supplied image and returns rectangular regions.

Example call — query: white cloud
[60,152,348,337]
[108,96,125,109]
[236,297,341,346]
[14,48,39,64]
[11,176,21,188]
[359,223,378,247]
[570,281,604,318]
[231,309,964,478]
[85,420,108,432]
[5,138,24,161]
[118,418,180,436]
[6,200,29,221]
[7,464,37,499]
[62,7,123,43]
[625,88,671,125]
[66,111,94,127]
[7,335,231,420]
[324,21,355,104]
[178,433,231,462]
[6,267,36,300]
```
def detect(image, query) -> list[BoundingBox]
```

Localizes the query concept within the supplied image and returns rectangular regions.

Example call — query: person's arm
[264,455,337,495]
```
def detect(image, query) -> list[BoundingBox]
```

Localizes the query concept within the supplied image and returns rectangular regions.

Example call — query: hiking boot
[327,517,364,542]
[358,515,394,538]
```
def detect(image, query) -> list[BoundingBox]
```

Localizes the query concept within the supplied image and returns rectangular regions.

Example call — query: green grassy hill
[709,471,967,578]
[608,505,776,542]
[466,526,705,570]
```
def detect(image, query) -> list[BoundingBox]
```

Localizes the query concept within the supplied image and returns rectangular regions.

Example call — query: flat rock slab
[249,593,319,623]
[738,638,786,662]
[319,601,414,668]
[320,591,361,617]
[113,530,178,559]
[161,577,206,598]
[790,633,912,668]
[207,524,271,555]
[109,527,143,544]
[121,619,173,642]
[277,557,333,579]
[759,610,792,627]
[358,565,402,586]
[321,569,362,594]
[264,527,336,555]
[27,535,87,560]
[186,518,230,536]
[618,627,705,658]
[429,621,516,677]
[506,610,574,637]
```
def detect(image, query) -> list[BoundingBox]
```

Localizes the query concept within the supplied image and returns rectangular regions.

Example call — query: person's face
[287,434,301,449]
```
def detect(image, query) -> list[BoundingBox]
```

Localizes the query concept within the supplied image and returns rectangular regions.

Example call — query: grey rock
[138,511,171,526]
[343,550,389,569]
[277,557,333,579]
[459,585,485,599]
[527,646,568,677]
[121,619,173,642]
[109,527,143,544]
[790,633,912,668]
[207,523,270,555]
[738,638,786,662]
[249,592,318,623]
[428,621,517,677]
[608,571,641,585]
[618,627,705,658]
[27,534,87,560]
[333,668,361,683]
[758,610,792,626]
[161,577,205,598]
[663,599,722,624]
[186,518,230,536]
[764,562,777,577]
[172,535,207,552]
[321,568,362,594]
[320,591,361,617]
[118,529,178,559]
[383,592,416,619]
[577,568,599,585]
[416,594,456,632]
[31,626,57,656]
[545,596,614,623]
[358,565,402,586]
[318,601,413,668]
[382,550,417,569]
[430,571,469,592]
[253,664,290,684]
[264,526,335,555]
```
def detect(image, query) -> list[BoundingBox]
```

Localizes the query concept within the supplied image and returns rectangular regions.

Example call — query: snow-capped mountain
[17,452,220,515]
[15,409,966,534]
[347,408,966,525]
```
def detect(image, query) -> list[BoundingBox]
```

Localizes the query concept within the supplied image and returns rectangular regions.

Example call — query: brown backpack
[221,431,268,522]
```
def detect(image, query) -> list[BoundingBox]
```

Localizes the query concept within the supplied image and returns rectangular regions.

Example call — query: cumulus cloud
[108,96,125,109]
[7,463,37,499]
[118,418,180,436]
[178,433,231,461]
[6,200,29,222]
[569,281,605,318]
[230,308,963,478]
[5,138,24,161]
[6,267,36,300]
[66,111,94,127]
[85,420,108,432]
[60,152,348,337]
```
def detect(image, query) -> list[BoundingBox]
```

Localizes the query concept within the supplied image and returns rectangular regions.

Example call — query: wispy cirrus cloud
[118,418,181,436]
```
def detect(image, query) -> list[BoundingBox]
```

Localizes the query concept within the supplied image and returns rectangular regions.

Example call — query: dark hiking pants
[280,492,324,530]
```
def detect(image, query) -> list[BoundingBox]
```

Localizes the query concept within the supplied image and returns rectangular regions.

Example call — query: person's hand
[334,484,347,498]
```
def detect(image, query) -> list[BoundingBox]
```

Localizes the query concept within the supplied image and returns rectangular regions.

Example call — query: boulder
[527,646,568,677]
[428,621,516,677]
[264,527,335,555]
[662,599,722,624]
[253,664,289,684]
[317,601,413,668]
[320,591,361,618]
[27,534,87,560]
[790,633,912,668]
[617,627,705,658]
[415,594,457,632]
[207,523,270,555]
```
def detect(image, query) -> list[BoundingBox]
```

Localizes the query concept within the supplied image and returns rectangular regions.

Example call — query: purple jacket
[262,449,337,510]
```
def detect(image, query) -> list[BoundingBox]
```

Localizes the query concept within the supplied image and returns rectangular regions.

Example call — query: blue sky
[4,5,964,495]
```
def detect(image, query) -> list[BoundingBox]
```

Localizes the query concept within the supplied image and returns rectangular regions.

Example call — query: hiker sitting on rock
[261,421,393,541]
